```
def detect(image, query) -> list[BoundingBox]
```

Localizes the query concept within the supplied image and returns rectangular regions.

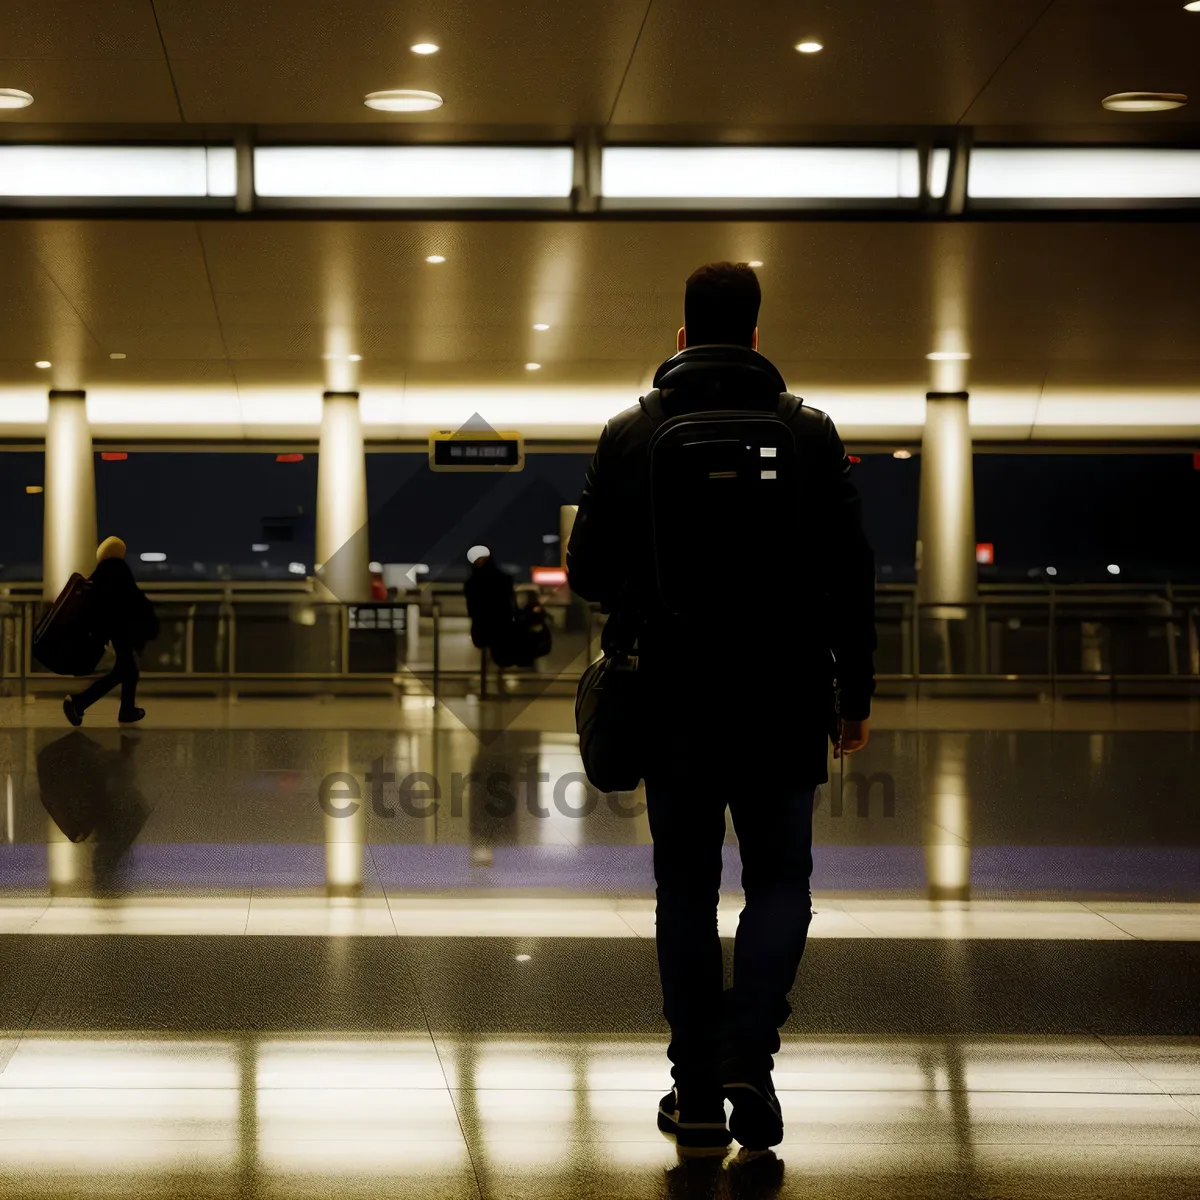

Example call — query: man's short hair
[683,261,761,347]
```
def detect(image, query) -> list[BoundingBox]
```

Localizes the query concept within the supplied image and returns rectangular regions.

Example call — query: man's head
[96,536,126,562]
[679,261,761,352]
[467,545,491,568]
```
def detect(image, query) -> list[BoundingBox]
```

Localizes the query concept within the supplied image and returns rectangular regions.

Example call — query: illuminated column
[922,732,972,901]
[315,390,370,603]
[324,732,364,898]
[48,816,92,896]
[917,392,976,606]
[559,505,578,568]
[42,389,97,600]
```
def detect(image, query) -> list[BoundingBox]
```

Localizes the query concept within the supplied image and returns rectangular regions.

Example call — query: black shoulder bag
[574,594,644,793]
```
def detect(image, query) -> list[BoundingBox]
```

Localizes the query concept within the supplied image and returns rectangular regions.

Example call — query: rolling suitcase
[32,573,107,676]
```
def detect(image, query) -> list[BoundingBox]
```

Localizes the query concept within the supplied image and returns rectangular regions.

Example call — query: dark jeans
[73,641,139,714]
[645,767,815,1088]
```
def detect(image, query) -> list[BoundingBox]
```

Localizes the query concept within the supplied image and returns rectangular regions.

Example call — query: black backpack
[640,388,804,616]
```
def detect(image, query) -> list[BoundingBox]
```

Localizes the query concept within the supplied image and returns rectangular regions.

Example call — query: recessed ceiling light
[795,40,823,54]
[533,323,550,331]
[347,354,363,362]
[410,42,440,55]
[0,88,34,110]
[1102,91,1188,112]
[1185,2,1200,11]
[25,485,43,494]
[926,351,971,361]
[747,260,763,268]
[109,352,126,360]
[364,89,443,113]
[525,362,541,371]
[34,360,51,369]
[514,954,532,962]
[425,254,446,263]
[893,449,913,460]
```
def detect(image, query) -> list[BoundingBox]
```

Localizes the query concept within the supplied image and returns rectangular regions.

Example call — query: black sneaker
[118,707,146,725]
[656,1087,732,1154]
[63,697,83,727]
[721,1058,784,1150]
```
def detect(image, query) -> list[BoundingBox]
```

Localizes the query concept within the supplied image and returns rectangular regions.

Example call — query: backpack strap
[776,392,802,421]
[641,387,800,426]
[639,388,668,429]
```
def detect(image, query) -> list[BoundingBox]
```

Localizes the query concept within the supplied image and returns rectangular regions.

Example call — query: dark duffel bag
[32,573,106,677]
[575,608,644,792]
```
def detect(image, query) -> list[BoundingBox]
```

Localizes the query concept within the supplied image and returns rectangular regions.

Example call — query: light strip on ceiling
[969,148,1200,200]
[4,388,1200,440]
[600,147,923,201]
[253,146,575,199]
[928,148,952,199]
[0,146,236,198]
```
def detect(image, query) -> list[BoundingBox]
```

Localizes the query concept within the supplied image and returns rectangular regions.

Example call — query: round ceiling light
[795,40,823,54]
[747,260,764,268]
[410,43,440,55]
[425,254,446,264]
[1185,2,1200,11]
[893,449,913,460]
[34,360,51,369]
[533,323,550,331]
[926,351,971,361]
[0,88,34,110]
[109,352,126,360]
[525,362,541,371]
[364,89,443,112]
[1102,91,1187,112]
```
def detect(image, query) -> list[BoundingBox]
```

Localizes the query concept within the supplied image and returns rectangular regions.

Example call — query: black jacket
[567,345,876,746]
[463,558,517,650]
[88,557,159,651]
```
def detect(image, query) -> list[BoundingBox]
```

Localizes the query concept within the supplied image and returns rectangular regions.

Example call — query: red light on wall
[1194,451,1200,470]
[847,455,861,464]
[531,567,568,587]
[100,452,128,461]
[276,453,305,463]
[975,542,995,565]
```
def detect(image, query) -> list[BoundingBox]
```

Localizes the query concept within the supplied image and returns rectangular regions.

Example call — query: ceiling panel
[0,58,181,124]
[2,217,1200,399]
[0,0,164,58]
[154,0,648,125]
[0,1,1195,134]
[612,0,1050,129]
[0,0,178,124]
[968,0,1200,127]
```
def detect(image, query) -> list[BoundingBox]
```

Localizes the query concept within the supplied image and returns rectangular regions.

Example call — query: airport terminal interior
[1,2,1200,1197]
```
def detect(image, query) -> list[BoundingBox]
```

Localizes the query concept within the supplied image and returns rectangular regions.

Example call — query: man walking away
[63,537,159,727]
[567,262,876,1155]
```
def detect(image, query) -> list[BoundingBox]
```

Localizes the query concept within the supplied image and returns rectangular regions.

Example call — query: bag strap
[639,388,667,429]
[641,388,800,427]
[601,580,641,657]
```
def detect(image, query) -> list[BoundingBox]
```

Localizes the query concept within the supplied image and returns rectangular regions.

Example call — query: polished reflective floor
[0,695,1197,1198]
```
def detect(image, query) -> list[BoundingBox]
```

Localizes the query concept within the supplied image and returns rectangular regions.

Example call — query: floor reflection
[0,1033,1196,1199]
[37,731,151,898]
[0,713,1195,903]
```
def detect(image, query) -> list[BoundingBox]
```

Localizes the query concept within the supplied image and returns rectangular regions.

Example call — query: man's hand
[834,718,869,758]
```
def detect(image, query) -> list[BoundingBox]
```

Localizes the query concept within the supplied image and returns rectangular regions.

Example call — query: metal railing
[2,581,1198,699]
